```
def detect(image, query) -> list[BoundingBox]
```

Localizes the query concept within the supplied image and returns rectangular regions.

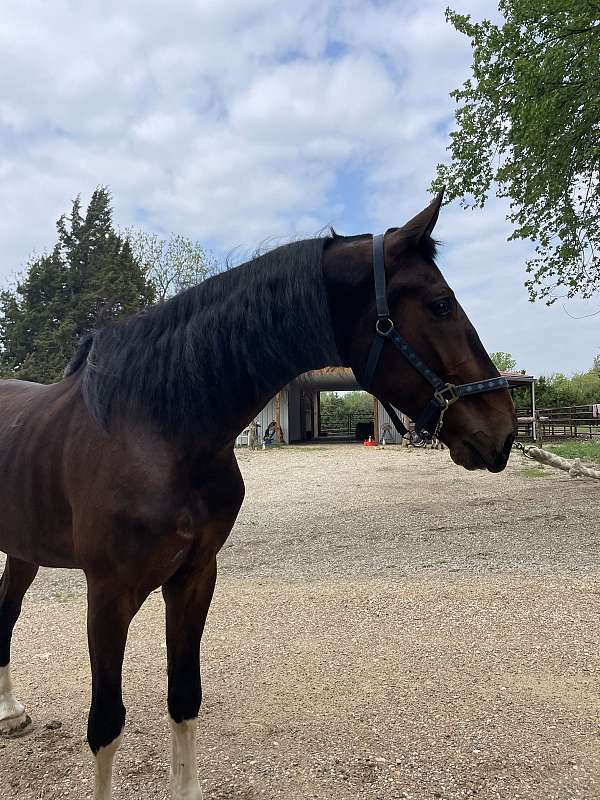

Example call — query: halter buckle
[375,316,394,337]
[434,383,459,407]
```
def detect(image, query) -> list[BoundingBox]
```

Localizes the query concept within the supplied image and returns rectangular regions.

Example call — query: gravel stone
[0,443,598,799]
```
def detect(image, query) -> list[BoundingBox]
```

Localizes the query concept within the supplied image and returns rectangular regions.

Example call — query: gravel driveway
[1,443,599,799]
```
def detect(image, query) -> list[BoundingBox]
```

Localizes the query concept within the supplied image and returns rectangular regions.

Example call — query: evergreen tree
[0,188,155,383]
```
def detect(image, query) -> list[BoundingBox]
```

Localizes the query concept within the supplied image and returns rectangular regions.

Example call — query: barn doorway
[288,369,377,443]
[318,391,374,441]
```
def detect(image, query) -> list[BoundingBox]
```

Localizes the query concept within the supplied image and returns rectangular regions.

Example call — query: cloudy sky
[1,0,598,375]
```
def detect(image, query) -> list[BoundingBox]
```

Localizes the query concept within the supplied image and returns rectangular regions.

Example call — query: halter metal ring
[375,316,394,336]
[434,383,459,407]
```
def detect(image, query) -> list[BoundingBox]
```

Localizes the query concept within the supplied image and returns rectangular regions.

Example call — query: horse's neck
[82,238,344,447]
[191,253,342,444]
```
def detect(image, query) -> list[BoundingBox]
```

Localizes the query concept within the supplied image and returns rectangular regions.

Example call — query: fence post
[535,412,543,447]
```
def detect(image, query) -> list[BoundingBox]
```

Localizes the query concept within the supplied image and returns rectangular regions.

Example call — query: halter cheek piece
[360,233,509,440]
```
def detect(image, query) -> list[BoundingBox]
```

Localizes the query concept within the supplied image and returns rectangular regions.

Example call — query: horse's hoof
[0,712,32,739]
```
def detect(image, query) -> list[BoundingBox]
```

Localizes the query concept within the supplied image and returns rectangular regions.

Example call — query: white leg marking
[170,717,202,800]
[0,663,31,737]
[94,732,123,800]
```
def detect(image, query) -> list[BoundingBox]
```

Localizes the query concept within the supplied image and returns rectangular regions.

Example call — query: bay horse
[0,193,516,799]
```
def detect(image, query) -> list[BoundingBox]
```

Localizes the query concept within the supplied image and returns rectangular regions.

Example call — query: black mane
[71,236,342,442]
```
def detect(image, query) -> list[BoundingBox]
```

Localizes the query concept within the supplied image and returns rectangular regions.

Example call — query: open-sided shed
[236,367,407,445]
[236,368,536,445]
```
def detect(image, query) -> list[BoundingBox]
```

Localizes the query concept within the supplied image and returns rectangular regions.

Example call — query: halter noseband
[360,233,508,440]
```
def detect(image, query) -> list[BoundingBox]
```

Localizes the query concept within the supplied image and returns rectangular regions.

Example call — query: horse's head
[323,192,516,472]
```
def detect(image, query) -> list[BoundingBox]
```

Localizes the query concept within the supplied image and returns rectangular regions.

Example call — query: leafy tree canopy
[320,391,373,417]
[126,230,219,301]
[535,364,600,407]
[0,188,155,383]
[490,351,518,371]
[433,1,600,303]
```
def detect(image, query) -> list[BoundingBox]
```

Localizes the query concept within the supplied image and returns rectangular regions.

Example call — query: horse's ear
[389,189,445,250]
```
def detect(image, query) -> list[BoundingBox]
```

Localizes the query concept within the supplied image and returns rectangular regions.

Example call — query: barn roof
[294,367,359,391]
[500,370,535,386]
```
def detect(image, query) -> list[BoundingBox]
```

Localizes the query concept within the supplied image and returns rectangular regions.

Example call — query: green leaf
[433,1,600,302]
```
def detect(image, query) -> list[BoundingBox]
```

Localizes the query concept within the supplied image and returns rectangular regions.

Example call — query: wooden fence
[516,404,600,441]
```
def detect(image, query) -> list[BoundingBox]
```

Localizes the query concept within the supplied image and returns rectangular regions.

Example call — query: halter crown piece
[360,233,509,440]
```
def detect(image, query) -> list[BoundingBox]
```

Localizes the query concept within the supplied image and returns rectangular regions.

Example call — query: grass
[519,466,551,479]
[544,439,600,464]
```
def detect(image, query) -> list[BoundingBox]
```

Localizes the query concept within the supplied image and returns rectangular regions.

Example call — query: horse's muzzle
[452,431,515,473]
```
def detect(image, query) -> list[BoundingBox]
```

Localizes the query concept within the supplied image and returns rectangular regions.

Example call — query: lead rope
[433,399,451,440]
[513,442,600,480]
[422,400,450,449]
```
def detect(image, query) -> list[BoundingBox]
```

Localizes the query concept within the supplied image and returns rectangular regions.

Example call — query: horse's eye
[430,298,452,318]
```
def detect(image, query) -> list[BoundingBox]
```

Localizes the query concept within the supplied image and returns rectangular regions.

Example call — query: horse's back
[0,377,46,396]
[0,378,72,442]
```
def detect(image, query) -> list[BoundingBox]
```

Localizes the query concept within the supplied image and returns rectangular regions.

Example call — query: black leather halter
[360,233,509,440]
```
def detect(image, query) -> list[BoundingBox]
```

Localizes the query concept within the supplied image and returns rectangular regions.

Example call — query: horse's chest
[108,489,229,563]
[176,492,234,555]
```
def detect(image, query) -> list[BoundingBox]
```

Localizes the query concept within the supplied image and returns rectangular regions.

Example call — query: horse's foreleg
[0,556,38,737]
[86,577,147,800]
[162,558,217,800]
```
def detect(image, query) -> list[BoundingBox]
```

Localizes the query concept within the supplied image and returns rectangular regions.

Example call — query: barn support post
[313,392,320,438]
[274,392,284,443]
[373,396,379,442]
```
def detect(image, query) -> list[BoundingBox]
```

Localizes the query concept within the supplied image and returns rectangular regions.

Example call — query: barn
[236,368,536,446]
[235,368,393,445]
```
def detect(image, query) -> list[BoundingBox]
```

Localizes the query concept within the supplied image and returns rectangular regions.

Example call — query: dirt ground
[1,443,599,799]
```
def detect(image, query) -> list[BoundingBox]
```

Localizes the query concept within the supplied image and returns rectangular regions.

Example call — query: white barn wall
[235,390,290,446]
[376,401,409,443]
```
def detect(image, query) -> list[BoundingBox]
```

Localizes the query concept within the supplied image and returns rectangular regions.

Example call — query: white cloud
[0,0,597,374]
[436,198,600,375]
